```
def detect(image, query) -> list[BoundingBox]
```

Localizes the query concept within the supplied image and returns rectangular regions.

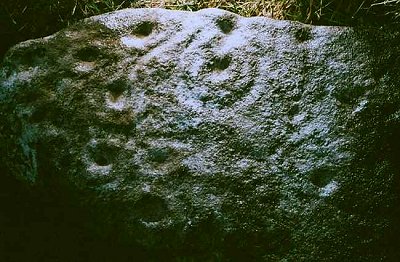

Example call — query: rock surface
[1,8,400,261]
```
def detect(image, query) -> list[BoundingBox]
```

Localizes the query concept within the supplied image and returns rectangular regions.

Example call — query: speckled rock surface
[1,8,400,261]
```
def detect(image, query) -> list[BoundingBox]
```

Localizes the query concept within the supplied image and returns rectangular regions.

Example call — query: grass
[54,0,400,25]
[1,0,400,58]
[46,0,400,25]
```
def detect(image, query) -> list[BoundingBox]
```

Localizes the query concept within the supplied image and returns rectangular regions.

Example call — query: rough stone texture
[1,8,400,261]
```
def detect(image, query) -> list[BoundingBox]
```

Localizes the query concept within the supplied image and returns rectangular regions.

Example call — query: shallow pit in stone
[131,21,155,38]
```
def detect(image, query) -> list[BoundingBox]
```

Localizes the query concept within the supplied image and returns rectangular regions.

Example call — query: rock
[1,8,400,261]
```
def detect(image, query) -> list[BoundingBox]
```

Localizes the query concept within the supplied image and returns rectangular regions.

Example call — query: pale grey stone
[1,8,400,261]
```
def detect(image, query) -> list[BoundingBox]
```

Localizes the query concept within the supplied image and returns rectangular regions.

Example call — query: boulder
[1,8,400,261]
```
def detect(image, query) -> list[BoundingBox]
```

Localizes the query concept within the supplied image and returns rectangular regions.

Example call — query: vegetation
[1,0,400,57]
